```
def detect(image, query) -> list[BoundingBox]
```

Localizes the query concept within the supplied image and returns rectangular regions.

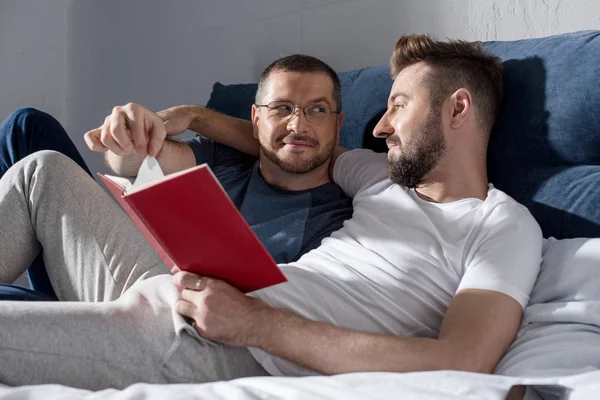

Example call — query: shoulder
[481,188,539,227]
[336,148,388,168]
[185,136,257,169]
[309,181,351,202]
[333,149,389,197]
[471,187,543,248]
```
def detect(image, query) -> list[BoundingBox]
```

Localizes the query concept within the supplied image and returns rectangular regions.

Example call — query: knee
[30,149,75,166]
[7,107,55,125]
[22,150,82,176]
[8,107,45,119]
[13,150,94,192]
[2,150,76,190]
[4,108,67,139]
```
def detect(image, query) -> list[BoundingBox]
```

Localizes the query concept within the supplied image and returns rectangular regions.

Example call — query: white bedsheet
[0,371,599,400]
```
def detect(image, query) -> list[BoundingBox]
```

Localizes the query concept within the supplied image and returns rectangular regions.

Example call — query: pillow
[483,31,600,239]
[337,64,391,150]
[495,237,600,388]
[206,82,257,122]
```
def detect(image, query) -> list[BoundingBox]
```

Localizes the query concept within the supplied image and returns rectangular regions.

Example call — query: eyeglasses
[256,101,340,124]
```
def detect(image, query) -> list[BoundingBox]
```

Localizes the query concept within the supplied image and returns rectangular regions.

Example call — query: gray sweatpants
[0,151,267,390]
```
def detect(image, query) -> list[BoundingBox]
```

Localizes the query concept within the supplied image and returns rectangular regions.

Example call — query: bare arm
[162,105,258,157]
[85,103,259,177]
[174,272,523,375]
[246,289,521,374]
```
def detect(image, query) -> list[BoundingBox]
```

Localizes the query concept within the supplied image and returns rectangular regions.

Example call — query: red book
[98,164,286,293]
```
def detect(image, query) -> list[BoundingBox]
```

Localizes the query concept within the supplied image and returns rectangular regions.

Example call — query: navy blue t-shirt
[185,136,353,264]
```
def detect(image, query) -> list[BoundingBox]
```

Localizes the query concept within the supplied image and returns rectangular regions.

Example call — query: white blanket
[1,370,599,400]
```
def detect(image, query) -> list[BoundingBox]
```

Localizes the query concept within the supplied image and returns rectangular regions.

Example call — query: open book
[99,156,286,293]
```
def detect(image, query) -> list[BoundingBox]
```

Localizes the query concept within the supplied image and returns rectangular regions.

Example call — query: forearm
[184,106,259,157]
[252,307,467,375]
[104,138,195,177]
[104,151,144,178]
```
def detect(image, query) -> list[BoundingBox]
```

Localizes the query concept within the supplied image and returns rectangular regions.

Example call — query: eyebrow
[389,92,410,102]
[270,97,332,106]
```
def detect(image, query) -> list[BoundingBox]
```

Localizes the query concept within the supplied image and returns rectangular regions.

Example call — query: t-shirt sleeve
[333,149,389,198]
[457,202,543,309]
[183,136,256,168]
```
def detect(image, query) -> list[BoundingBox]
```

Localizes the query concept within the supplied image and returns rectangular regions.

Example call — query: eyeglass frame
[255,101,341,124]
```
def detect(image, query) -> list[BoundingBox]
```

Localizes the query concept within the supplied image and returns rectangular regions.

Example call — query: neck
[415,150,489,203]
[258,157,331,191]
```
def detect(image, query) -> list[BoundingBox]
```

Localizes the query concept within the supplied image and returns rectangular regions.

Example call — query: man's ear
[251,104,260,139]
[449,88,472,129]
[335,111,344,145]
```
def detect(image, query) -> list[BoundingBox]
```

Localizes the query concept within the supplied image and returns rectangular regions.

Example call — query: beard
[259,132,336,174]
[387,109,447,188]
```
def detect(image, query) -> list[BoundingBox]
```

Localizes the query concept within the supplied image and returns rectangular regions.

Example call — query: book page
[102,156,165,194]
[102,175,133,191]
[132,155,165,190]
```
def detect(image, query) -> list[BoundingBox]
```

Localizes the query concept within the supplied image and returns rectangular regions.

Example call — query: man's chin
[262,144,332,174]
[276,154,326,174]
[278,159,313,173]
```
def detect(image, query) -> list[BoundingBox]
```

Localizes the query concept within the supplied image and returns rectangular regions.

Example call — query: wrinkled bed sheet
[0,370,599,400]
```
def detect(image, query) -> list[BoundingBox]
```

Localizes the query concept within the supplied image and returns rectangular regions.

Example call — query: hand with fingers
[83,103,196,158]
[156,105,197,137]
[84,102,166,157]
[172,271,269,347]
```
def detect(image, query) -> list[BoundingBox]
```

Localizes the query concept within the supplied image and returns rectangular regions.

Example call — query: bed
[2,30,600,399]
[1,370,599,399]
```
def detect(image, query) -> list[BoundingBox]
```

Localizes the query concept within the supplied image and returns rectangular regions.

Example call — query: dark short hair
[256,54,342,111]
[390,34,503,134]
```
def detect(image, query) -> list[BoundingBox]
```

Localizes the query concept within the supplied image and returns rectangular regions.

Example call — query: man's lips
[283,140,314,148]
[386,135,401,150]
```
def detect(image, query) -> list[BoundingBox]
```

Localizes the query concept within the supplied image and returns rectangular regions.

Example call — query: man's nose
[373,112,393,138]
[287,108,308,132]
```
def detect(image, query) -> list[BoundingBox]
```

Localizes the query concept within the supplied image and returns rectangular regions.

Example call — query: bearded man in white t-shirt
[0,34,542,389]
[173,34,543,376]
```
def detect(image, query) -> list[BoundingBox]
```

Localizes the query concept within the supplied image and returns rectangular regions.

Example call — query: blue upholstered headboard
[205,30,600,240]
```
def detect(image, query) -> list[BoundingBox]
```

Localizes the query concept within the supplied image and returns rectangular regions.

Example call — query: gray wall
[2,0,597,288]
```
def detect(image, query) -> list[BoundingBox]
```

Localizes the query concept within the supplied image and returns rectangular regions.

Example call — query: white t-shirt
[249,149,543,376]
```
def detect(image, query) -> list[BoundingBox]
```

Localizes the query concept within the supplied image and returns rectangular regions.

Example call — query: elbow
[440,331,519,374]
[453,361,496,375]
[104,152,137,178]
[444,345,497,374]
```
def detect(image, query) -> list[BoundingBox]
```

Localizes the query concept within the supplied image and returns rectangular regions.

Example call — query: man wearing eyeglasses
[0,54,353,302]
[86,54,353,273]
